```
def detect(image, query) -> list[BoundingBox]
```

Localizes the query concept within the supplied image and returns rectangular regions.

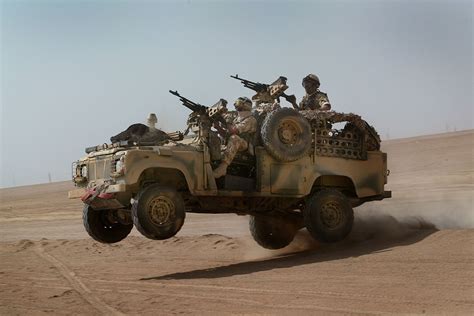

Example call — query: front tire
[132,185,185,240]
[304,189,354,243]
[83,205,133,243]
[249,215,298,249]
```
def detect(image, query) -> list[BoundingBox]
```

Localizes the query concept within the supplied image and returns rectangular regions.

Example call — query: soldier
[253,95,281,116]
[213,97,257,178]
[289,74,331,111]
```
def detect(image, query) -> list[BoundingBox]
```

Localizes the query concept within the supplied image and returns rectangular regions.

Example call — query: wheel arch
[136,167,190,193]
[311,175,357,198]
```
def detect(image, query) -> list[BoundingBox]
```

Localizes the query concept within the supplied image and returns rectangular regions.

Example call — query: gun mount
[230,74,296,107]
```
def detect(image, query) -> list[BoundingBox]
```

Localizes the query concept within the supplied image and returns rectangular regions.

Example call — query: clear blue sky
[1,0,472,187]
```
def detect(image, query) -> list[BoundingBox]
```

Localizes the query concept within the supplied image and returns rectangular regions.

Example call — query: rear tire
[304,189,354,243]
[249,215,297,249]
[83,205,133,243]
[132,184,185,240]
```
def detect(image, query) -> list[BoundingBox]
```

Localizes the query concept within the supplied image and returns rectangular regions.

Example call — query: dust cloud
[362,191,474,230]
[241,230,320,261]
[241,213,434,261]
[242,195,474,261]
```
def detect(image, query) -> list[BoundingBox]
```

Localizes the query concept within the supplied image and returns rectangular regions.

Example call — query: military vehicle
[69,81,391,249]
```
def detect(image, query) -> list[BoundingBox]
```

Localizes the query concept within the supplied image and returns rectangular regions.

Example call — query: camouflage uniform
[254,101,281,116]
[213,97,257,178]
[222,110,237,125]
[252,81,287,115]
[299,91,331,110]
[299,74,331,111]
[222,111,257,164]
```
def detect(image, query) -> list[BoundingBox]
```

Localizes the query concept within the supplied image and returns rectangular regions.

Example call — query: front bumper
[68,183,127,199]
[69,183,128,210]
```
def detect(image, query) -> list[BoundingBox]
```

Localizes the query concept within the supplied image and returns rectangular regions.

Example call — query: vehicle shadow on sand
[141,215,437,281]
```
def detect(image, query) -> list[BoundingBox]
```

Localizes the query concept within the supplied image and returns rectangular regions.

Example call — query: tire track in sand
[91,278,473,309]
[33,246,124,316]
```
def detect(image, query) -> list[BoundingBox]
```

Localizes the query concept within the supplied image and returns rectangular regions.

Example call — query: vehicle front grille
[88,156,113,181]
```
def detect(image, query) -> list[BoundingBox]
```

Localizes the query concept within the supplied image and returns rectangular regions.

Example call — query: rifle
[230,74,298,109]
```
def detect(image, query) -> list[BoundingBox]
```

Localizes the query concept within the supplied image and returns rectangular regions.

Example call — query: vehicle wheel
[132,184,185,240]
[261,108,312,162]
[249,215,297,249]
[304,189,354,243]
[83,205,133,243]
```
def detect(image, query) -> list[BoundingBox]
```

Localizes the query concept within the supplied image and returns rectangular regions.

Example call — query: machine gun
[169,90,227,120]
[230,74,298,109]
[169,90,228,133]
[170,90,209,114]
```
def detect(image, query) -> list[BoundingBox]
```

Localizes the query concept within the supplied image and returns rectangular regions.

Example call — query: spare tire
[261,108,312,162]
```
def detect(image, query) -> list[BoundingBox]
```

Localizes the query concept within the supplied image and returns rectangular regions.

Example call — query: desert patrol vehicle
[69,80,391,249]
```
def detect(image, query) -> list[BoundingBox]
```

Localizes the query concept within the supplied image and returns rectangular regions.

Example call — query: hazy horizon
[1,0,473,188]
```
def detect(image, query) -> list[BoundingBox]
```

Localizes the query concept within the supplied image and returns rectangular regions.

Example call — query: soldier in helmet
[289,74,331,111]
[213,97,257,178]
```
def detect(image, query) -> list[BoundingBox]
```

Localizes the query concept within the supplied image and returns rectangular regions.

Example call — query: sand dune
[0,130,473,314]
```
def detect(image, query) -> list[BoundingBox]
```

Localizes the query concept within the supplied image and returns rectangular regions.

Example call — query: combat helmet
[234,97,252,111]
[302,74,320,89]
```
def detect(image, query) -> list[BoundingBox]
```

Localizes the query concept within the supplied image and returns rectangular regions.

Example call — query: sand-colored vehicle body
[70,108,390,248]
[69,137,389,211]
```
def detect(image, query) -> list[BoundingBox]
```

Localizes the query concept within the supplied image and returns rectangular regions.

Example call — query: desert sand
[1,130,473,315]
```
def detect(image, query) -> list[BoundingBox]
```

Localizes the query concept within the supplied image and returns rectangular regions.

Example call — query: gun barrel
[169,89,208,113]
[169,90,179,96]
[230,74,268,92]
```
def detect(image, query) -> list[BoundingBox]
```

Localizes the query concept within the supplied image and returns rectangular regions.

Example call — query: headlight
[115,156,125,173]
[72,162,78,178]
[81,166,88,177]
[115,159,123,173]
[111,155,125,177]
[72,162,87,184]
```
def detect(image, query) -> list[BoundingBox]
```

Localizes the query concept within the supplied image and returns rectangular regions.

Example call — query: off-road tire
[83,205,133,243]
[249,215,297,249]
[261,108,312,162]
[304,189,354,243]
[132,184,185,240]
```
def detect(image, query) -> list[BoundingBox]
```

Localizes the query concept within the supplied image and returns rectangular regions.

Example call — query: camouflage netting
[299,110,381,160]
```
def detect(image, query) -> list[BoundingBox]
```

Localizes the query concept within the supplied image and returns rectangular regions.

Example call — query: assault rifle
[230,74,298,109]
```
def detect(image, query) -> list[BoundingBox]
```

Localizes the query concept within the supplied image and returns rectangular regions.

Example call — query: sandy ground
[0,130,473,315]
